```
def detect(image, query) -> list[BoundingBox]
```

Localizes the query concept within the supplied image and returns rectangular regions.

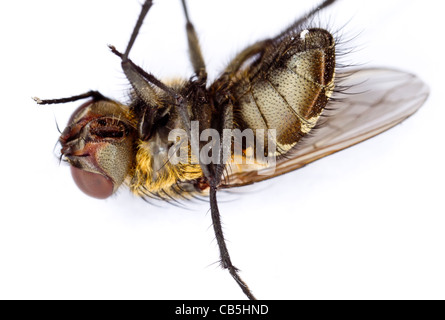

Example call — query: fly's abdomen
[235,28,335,156]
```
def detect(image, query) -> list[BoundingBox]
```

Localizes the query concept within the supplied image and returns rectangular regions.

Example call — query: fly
[34,0,429,299]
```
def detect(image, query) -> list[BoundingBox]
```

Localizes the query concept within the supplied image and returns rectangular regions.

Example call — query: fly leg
[207,100,257,300]
[109,0,196,149]
[221,0,337,78]
[181,0,207,81]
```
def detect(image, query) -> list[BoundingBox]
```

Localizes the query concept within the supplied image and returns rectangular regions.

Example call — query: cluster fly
[35,0,428,299]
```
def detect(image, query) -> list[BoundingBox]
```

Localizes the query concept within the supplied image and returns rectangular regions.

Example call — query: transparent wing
[222,68,429,188]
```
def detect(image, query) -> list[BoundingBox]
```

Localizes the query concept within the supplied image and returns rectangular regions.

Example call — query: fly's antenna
[33,91,106,105]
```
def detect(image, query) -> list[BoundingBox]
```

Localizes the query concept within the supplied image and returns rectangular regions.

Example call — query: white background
[0,0,443,299]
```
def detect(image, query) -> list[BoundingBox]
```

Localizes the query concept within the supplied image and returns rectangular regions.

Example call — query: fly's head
[59,99,137,199]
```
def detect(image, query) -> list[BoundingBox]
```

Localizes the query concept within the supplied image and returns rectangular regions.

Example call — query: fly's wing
[221,68,429,188]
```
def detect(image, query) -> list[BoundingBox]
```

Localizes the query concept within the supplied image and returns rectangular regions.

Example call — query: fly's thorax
[130,134,202,197]
[127,77,211,198]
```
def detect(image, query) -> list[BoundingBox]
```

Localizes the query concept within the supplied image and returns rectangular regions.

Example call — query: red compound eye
[70,166,114,199]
